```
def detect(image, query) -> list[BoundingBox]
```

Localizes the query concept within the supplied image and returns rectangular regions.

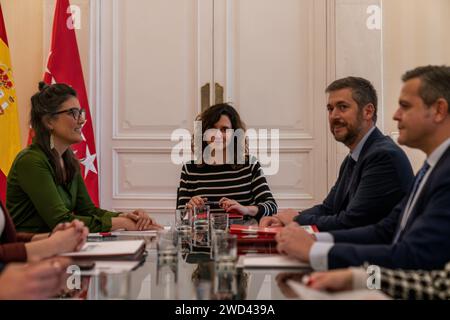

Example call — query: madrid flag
[42,0,99,205]
[0,5,21,204]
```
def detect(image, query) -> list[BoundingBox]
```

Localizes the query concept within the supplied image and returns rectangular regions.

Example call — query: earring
[50,132,55,150]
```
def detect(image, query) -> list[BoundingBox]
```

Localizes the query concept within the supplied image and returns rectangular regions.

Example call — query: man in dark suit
[261,77,414,231]
[276,65,450,271]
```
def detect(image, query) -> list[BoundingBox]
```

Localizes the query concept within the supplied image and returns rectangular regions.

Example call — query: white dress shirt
[350,126,376,162]
[309,137,450,271]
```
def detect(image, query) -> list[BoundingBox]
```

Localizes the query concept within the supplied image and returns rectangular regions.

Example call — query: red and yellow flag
[0,4,21,203]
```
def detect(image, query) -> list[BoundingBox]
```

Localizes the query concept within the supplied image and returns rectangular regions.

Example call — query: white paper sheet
[238,255,310,269]
[286,280,390,300]
[80,261,141,276]
[88,226,171,238]
[61,240,145,257]
[111,230,158,237]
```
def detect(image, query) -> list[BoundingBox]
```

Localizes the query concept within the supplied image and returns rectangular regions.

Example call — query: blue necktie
[393,161,431,243]
[343,156,356,195]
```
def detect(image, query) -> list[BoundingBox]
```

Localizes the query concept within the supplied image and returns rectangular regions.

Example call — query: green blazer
[6,143,119,233]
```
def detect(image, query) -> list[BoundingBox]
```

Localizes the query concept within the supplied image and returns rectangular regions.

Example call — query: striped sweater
[176,160,277,221]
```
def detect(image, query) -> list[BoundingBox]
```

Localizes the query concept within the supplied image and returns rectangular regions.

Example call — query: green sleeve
[16,153,118,232]
[16,152,75,230]
[74,173,120,232]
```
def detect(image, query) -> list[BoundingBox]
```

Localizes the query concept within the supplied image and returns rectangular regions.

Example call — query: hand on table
[307,269,354,292]
[50,220,89,252]
[120,210,163,231]
[219,197,251,215]
[275,223,315,262]
[0,258,72,300]
[260,208,299,227]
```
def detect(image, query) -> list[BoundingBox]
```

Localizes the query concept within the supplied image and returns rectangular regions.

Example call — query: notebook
[237,254,310,269]
[61,240,146,260]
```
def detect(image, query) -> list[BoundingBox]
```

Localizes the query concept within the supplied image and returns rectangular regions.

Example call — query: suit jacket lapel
[335,128,383,212]
[399,148,450,239]
[397,146,450,241]
[333,156,351,213]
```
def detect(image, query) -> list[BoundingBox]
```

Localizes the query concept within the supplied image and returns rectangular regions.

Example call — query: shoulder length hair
[193,103,249,168]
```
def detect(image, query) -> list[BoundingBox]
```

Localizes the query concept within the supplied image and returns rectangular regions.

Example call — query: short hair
[326,77,378,124]
[402,65,450,112]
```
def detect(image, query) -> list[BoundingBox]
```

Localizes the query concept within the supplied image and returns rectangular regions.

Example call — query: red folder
[230,224,283,235]
[230,224,319,244]
[232,225,319,255]
[228,213,244,219]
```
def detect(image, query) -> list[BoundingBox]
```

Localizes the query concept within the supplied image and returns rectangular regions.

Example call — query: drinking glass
[192,205,210,247]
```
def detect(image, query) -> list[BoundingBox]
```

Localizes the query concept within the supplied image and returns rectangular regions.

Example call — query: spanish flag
[0,4,21,203]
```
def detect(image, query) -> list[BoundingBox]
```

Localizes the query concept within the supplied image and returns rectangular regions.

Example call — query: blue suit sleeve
[296,150,412,231]
[328,185,450,270]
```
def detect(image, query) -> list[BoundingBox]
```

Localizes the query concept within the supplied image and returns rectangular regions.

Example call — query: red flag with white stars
[33,0,99,205]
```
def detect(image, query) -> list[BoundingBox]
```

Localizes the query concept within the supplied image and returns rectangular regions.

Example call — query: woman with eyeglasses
[6,82,162,233]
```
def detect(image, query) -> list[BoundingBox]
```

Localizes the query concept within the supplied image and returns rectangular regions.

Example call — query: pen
[204,201,220,206]
[88,232,117,238]
[99,232,113,237]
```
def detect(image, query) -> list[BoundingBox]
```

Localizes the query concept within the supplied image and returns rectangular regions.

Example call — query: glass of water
[175,208,191,229]
[157,228,179,287]
[192,205,210,247]
[214,233,237,265]
[157,228,178,261]
[213,233,238,299]
[177,224,192,255]
[96,271,131,300]
[210,213,229,233]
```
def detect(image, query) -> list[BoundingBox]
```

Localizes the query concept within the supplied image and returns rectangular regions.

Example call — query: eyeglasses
[51,108,86,121]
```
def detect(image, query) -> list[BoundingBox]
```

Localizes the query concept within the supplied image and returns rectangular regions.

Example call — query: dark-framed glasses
[51,108,86,121]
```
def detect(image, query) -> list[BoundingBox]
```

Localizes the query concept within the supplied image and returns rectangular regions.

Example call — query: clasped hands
[119,210,163,231]
[186,196,258,216]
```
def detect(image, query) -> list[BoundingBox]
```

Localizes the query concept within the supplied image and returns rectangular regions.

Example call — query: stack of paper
[80,261,142,276]
[61,240,146,260]
[237,254,310,269]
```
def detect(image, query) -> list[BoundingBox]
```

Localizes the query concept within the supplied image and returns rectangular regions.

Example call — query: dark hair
[326,77,378,123]
[30,82,80,184]
[402,65,450,111]
[194,103,248,166]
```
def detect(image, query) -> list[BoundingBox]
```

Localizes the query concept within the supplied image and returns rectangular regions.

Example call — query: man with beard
[261,77,414,231]
[275,65,450,272]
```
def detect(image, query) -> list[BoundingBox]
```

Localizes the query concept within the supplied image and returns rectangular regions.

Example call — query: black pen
[204,201,220,206]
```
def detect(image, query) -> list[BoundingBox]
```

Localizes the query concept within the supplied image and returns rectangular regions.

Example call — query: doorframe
[89,0,340,206]
[326,0,339,189]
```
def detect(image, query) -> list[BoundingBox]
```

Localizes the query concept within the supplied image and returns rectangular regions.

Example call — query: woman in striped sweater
[176,104,277,221]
